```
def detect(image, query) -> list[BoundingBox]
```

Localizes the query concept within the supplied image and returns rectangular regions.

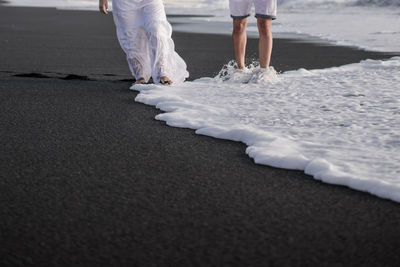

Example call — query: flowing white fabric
[112,0,189,83]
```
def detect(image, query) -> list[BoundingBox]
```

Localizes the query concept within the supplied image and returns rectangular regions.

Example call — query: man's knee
[232,19,247,35]
[257,18,272,36]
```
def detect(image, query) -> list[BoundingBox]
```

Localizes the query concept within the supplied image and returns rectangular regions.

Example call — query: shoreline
[1,5,400,266]
[0,6,397,82]
[2,1,400,56]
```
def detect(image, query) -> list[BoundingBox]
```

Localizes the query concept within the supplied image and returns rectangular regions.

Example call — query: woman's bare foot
[134,77,146,84]
[160,76,172,85]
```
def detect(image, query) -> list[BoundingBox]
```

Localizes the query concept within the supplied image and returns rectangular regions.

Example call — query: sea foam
[132,57,400,202]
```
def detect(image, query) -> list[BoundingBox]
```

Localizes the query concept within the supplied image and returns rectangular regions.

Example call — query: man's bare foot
[134,77,146,84]
[160,76,172,85]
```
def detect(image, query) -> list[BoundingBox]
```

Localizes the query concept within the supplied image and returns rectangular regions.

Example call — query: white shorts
[229,0,277,20]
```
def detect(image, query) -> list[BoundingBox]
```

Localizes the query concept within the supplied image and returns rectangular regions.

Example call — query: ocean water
[4,0,400,202]
[165,0,400,53]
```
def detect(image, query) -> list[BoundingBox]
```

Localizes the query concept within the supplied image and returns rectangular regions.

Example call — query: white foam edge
[130,79,400,203]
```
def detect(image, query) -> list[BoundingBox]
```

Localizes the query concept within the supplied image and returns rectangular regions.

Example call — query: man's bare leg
[257,18,273,68]
[232,18,248,69]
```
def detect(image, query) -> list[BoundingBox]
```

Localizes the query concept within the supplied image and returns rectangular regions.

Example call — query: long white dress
[112,0,189,83]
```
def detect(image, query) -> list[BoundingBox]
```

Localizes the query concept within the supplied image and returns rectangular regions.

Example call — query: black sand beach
[1,5,400,267]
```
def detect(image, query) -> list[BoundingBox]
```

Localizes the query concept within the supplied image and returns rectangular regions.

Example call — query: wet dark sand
[1,5,400,267]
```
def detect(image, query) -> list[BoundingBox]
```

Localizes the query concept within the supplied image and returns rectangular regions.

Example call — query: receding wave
[355,0,400,6]
[131,57,400,203]
[278,0,400,7]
